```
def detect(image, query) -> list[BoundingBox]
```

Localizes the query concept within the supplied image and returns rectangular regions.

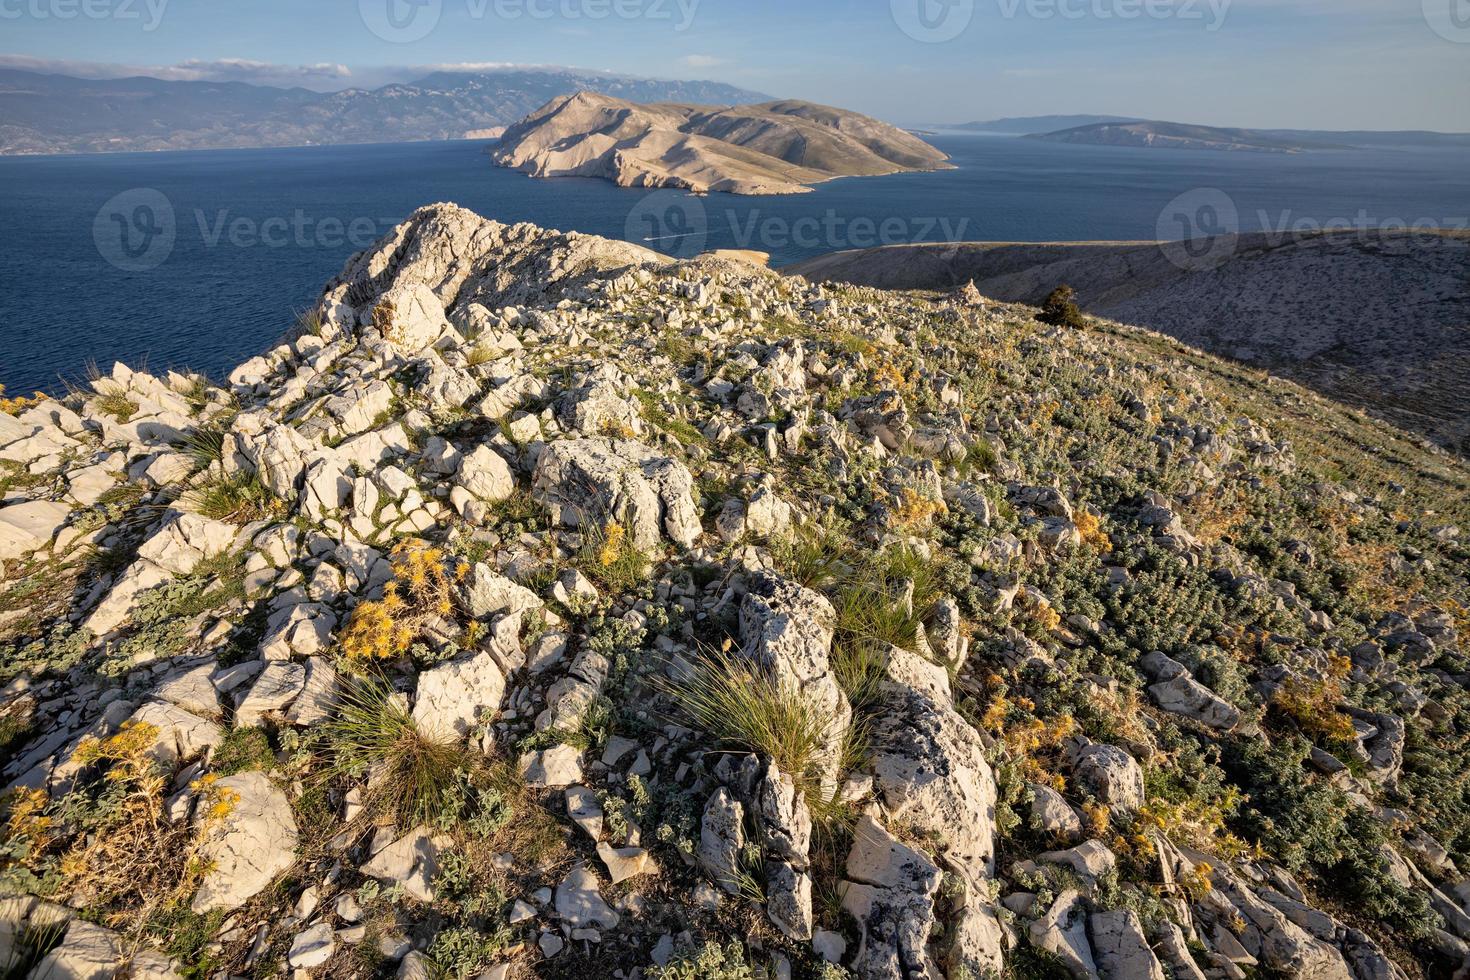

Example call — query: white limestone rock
[192,772,299,913]
[532,437,701,550]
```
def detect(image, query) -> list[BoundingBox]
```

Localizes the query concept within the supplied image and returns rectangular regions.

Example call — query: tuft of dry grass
[659,645,835,808]
[322,679,473,828]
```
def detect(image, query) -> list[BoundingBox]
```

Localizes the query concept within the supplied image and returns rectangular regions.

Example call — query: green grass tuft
[660,645,834,799]
[322,679,478,829]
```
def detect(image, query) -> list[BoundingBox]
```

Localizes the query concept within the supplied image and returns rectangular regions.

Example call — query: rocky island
[0,203,1467,979]
[492,91,953,195]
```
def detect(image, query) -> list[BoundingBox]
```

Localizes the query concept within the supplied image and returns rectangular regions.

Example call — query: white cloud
[679,54,728,68]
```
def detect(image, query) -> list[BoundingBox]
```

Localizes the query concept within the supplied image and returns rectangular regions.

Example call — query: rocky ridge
[786,230,1470,454]
[0,202,1466,979]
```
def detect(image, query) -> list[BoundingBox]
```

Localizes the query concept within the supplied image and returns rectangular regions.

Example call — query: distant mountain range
[0,68,772,155]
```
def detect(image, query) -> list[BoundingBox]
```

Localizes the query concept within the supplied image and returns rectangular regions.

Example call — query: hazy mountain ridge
[492,91,953,195]
[0,68,772,154]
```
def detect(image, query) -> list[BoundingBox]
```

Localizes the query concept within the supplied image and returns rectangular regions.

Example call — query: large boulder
[192,772,299,913]
[372,282,459,351]
[555,863,620,929]
[1068,739,1145,814]
[1090,909,1166,980]
[532,437,700,550]
[457,445,516,503]
[234,661,307,727]
[869,646,997,877]
[84,512,239,635]
[360,827,450,904]
[412,648,508,740]
[0,500,72,562]
[1029,890,1097,979]
[841,815,945,980]
[1141,652,1240,731]
[697,788,745,891]
[223,413,313,498]
[325,203,666,316]
[457,563,542,621]
[128,700,223,769]
[27,919,123,980]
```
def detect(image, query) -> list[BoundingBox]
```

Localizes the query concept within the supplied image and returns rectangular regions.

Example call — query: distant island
[0,67,770,155]
[492,91,953,195]
[946,115,1470,152]
[954,114,1138,134]
[1027,120,1345,153]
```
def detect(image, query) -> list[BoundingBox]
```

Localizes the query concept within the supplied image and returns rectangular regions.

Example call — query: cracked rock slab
[192,771,299,913]
[532,437,701,550]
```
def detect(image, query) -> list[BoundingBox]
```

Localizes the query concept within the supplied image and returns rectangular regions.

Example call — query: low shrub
[339,542,454,663]
[647,941,757,980]
[1037,285,1088,329]
[185,474,283,525]
[661,645,834,799]
[213,727,275,776]
[577,520,650,593]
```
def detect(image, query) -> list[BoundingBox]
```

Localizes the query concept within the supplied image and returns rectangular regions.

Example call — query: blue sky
[2,0,1467,130]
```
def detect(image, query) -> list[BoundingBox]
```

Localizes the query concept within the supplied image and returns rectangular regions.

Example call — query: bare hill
[492,91,953,195]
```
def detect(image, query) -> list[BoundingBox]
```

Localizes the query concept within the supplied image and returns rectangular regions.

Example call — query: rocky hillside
[493,92,952,195]
[0,69,771,155]
[0,203,1467,980]
[786,230,1470,455]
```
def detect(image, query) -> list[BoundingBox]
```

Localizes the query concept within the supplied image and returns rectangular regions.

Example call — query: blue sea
[1,135,1466,394]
